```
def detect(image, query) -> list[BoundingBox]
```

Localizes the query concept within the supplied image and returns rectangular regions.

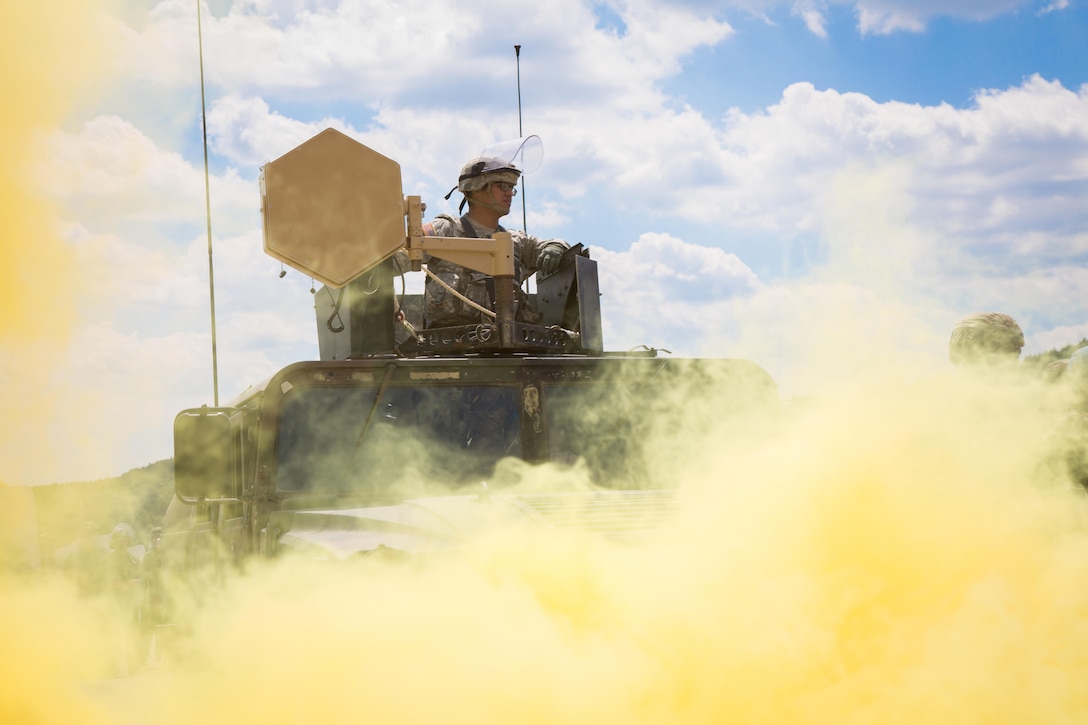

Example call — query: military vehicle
[162,129,778,572]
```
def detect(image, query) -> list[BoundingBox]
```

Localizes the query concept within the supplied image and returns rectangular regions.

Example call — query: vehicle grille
[512,489,675,539]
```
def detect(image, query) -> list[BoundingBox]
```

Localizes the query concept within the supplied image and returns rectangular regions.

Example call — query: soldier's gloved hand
[538,244,567,275]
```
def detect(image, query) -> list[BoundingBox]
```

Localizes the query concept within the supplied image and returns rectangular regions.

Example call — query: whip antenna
[197,0,220,406]
[515,44,527,234]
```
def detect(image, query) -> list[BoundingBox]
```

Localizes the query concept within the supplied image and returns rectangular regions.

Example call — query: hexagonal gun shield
[260,128,406,288]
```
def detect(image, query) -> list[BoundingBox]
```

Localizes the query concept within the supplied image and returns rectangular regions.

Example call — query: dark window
[543,382,654,489]
[275,385,521,494]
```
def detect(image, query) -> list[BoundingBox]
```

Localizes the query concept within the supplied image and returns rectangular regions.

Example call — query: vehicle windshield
[543,381,657,488]
[272,365,705,496]
[276,384,521,495]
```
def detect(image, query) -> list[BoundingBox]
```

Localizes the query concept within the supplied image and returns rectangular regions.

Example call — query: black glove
[538,244,566,275]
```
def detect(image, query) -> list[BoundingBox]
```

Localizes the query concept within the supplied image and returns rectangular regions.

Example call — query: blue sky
[3,0,1088,484]
[671,4,1088,111]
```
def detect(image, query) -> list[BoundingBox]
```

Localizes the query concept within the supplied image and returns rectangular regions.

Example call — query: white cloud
[63,225,208,318]
[591,232,946,396]
[1030,322,1088,355]
[593,232,761,350]
[33,115,254,236]
[482,74,1088,299]
[797,6,829,37]
[609,0,735,77]
[602,232,761,299]
[679,0,1054,35]
[10,0,1085,486]
[49,55,1088,405]
[110,4,1088,267]
[206,94,335,169]
[34,116,199,222]
[0,326,212,484]
[113,0,731,114]
[676,77,1088,256]
[848,0,1028,34]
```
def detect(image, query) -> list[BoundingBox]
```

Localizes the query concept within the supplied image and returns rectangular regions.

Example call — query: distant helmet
[456,157,521,194]
[948,312,1024,367]
[1044,358,1069,382]
[109,523,135,550]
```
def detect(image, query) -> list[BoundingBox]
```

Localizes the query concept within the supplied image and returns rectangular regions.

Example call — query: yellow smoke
[0,574,126,723]
[6,3,1088,722]
[0,3,110,340]
[0,1,117,485]
[29,368,1088,724]
[0,4,133,716]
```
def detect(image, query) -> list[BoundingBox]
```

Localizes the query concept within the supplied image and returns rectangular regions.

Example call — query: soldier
[400,156,569,328]
[948,312,1025,371]
[139,526,165,664]
[99,522,143,674]
[100,523,140,585]
[1044,357,1069,383]
[63,520,105,596]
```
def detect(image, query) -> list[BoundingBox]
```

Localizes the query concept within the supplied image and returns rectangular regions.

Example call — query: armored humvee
[162,130,777,572]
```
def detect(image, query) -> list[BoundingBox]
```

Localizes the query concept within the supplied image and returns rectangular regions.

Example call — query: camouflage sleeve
[428,216,458,238]
[391,216,459,274]
[390,248,410,276]
[511,231,569,273]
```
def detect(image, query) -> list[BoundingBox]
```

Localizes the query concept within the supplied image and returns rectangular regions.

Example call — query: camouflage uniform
[99,524,141,601]
[64,521,105,596]
[394,152,568,327]
[408,214,568,328]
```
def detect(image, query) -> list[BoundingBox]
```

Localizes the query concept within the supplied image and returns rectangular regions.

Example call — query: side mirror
[174,408,236,502]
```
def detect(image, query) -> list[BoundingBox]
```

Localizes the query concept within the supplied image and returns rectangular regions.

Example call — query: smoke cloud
[0,1,115,484]
[6,3,1088,723]
[10,362,1088,723]
[1,2,111,340]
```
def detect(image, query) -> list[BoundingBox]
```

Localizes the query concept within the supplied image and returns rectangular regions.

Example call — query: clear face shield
[478,135,543,175]
[448,136,545,211]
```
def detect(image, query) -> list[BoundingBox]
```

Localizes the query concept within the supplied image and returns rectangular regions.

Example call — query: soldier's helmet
[1045,357,1069,382]
[109,523,135,551]
[447,136,541,198]
[948,312,1025,367]
[456,157,521,194]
